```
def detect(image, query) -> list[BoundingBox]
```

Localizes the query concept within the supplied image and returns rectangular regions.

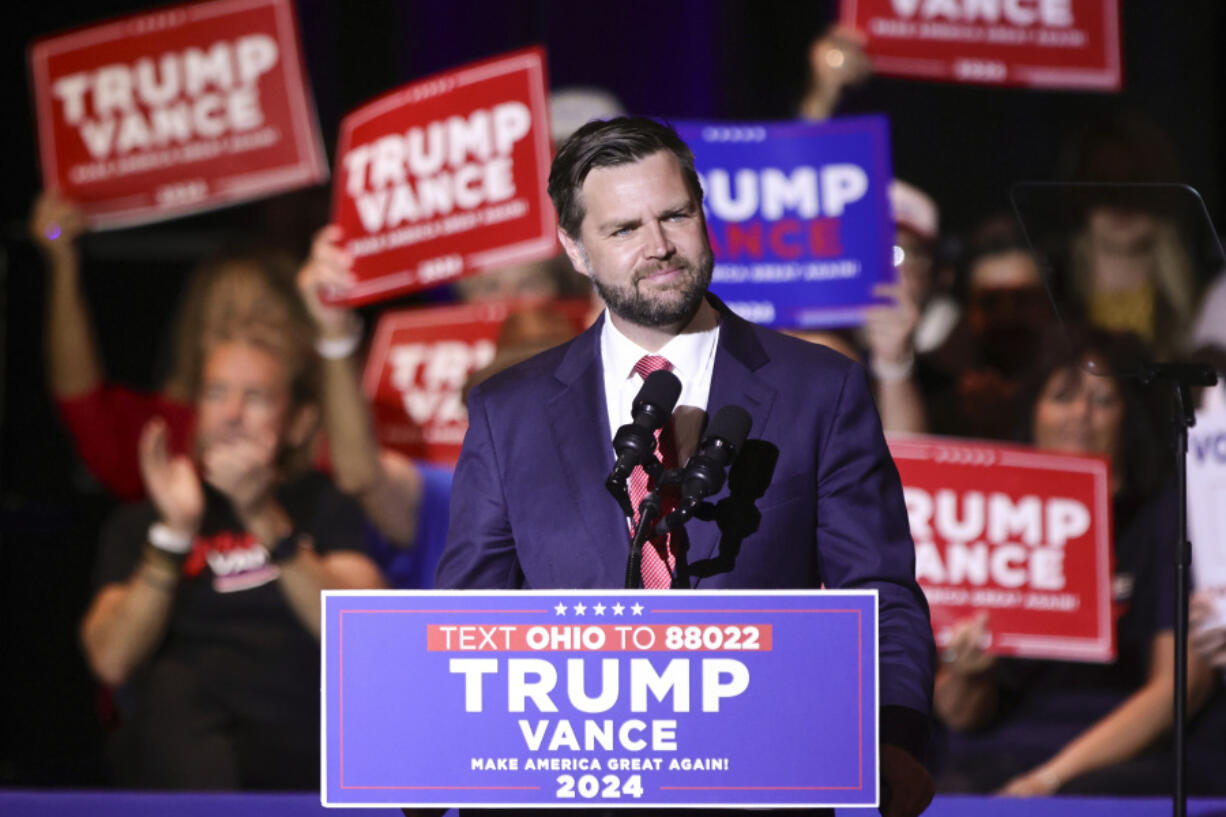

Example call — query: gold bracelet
[139,561,179,592]
[140,544,184,589]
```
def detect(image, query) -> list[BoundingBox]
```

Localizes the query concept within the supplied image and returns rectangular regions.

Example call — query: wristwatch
[266,531,304,564]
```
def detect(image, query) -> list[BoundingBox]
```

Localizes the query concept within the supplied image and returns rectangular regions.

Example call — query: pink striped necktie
[628,355,678,589]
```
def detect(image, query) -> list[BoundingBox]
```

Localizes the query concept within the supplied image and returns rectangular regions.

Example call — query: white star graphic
[593,603,607,616]
[631,603,644,616]
[612,603,625,616]
[554,602,567,615]
[573,602,587,616]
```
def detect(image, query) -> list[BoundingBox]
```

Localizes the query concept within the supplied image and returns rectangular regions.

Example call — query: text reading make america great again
[322,590,879,809]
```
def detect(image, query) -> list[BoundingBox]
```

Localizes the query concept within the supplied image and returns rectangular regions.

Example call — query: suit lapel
[686,301,778,568]
[545,316,632,582]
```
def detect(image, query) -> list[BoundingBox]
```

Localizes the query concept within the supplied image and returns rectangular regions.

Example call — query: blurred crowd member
[297,226,453,588]
[781,183,946,434]
[795,34,950,437]
[80,315,383,789]
[1069,201,1198,359]
[30,191,311,501]
[1061,111,1199,359]
[452,253,589,303]
[890,181,959,356]
[924,217,1055,439]
[933,327,1224,796]
[464,302,587,400]
[854,181,954,435]
[549,85,625,144]
[797,25,958,350]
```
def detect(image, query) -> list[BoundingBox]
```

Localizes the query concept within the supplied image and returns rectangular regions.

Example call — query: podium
[321,589,878,809]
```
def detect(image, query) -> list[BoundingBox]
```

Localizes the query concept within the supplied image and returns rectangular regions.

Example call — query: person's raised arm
[864,282,928,434]
[30,191,101,399]
[272,546,387,638]
[298,225,424,547]
[799,24,872,121]
[80,419,203,685]
[998,631,1215,796]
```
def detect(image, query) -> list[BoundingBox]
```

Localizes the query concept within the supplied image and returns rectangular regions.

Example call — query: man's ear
[286,403,320,450]
[557,227,590,278]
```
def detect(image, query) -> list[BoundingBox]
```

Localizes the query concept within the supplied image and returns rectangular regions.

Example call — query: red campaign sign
[887,435,1115,662]
[331,48,557,306]
[840,0,1122,91]
[363,300,590,466]
[29,0,328,230]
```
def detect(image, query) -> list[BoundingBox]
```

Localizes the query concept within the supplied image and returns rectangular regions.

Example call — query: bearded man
[437,117,934,817]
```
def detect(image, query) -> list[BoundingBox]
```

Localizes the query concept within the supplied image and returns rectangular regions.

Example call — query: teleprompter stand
[1140,362,1218,817]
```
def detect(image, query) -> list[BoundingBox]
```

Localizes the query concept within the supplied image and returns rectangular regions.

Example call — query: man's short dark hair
[548,116,704,238]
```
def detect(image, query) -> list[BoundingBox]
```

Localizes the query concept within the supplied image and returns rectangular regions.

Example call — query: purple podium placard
[322,590,878,809]
[674,117,896,329]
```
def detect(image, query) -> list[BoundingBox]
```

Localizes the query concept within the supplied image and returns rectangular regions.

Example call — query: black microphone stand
[1133,361,1218,817]
[623,491,658,590]
[606,475,635,520]
[622,463,686,590]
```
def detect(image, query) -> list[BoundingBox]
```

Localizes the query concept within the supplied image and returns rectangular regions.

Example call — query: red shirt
[56,384,195,501]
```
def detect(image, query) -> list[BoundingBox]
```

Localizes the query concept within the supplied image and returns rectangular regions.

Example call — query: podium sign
[322,590,878,808]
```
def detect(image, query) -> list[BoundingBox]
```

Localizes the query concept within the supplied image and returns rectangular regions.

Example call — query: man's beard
[589,253,714,329]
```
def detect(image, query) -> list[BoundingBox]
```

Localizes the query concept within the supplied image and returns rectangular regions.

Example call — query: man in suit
[437,117,934,817]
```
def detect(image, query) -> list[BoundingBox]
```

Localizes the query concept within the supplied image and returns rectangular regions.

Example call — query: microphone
[606,369,683,497]
[654,404,751,533]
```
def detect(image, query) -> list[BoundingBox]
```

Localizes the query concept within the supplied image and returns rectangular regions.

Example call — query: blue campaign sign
[674,116,896,329]
[322,590,878,808]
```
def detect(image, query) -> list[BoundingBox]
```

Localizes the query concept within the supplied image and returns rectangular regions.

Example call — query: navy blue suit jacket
[437,298,934,758]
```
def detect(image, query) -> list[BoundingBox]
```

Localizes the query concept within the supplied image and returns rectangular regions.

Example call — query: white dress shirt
[599,310,721,464]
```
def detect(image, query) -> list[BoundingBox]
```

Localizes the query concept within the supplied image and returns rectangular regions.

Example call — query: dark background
[0,0,1222,786]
